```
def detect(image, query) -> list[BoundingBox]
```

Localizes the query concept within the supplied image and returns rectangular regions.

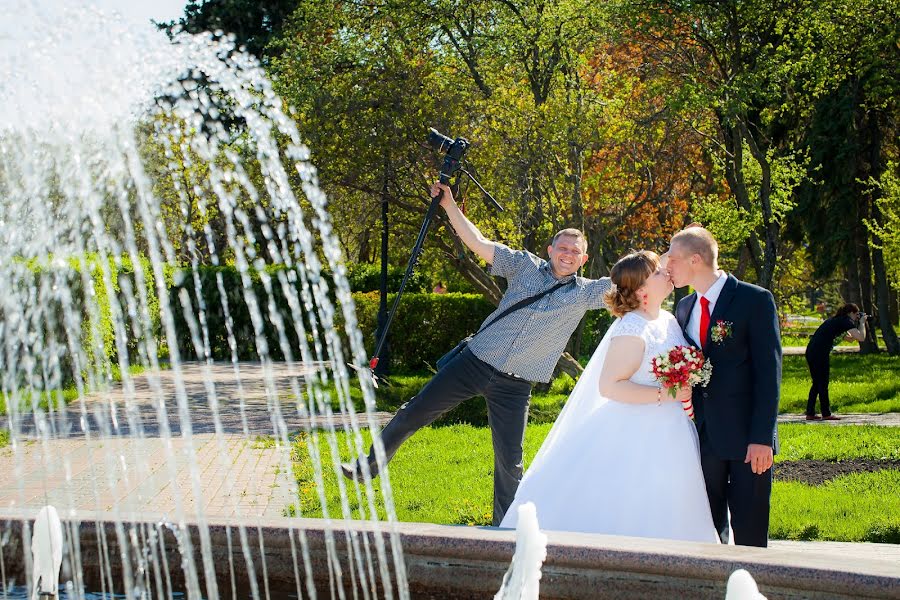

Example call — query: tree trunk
[872,246,899,354]
[567,314,586,364]
[734,244,751,280]
[569,140,585,232]
[890,287,899,326]
[739,121,778,289]
[866,111,899,355]
[854,228,879,353]
[720,119,763,277]
[555,351,583,379]
[373,163,391,376]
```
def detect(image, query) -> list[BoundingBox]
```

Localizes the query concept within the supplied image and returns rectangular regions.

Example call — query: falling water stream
[0,3,408,598]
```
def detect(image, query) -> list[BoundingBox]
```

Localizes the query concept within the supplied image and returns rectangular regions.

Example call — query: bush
[169,264,316,361]
[167,266,491,369]
[12,259,495,380]
[577,310,615,361]
[352,292,495,371]
[345,263,429,293]
[8,255,161,387]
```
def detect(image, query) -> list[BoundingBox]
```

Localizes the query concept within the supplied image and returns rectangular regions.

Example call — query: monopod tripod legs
[368,192,443,373]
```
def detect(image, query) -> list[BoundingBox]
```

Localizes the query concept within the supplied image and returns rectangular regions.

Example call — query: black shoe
[340,462,359,481]
[340,460,377,482]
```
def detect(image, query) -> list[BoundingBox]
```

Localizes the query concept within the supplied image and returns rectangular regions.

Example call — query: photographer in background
[804,303,868,421]
[343,181,612,526]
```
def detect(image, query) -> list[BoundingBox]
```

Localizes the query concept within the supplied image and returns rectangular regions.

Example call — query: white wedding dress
[500,310,718,543]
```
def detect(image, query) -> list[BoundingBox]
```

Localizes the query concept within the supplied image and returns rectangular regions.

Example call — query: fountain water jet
[30,506,62,600]
[0,4,407,598]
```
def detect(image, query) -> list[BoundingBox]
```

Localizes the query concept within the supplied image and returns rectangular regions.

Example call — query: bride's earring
[642,294,648,306]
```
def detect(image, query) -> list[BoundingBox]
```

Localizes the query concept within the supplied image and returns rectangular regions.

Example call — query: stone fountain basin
[1,510,897,599]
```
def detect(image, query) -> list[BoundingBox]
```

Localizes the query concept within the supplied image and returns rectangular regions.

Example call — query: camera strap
[470,279,575,341]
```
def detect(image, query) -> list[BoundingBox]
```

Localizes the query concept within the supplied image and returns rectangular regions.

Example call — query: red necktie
[699,296,711,347]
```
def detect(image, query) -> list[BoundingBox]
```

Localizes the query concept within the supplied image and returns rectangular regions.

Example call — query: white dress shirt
[689,271,728,345]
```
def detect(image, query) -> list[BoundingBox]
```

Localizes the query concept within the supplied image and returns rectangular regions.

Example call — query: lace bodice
[609,311,688,386]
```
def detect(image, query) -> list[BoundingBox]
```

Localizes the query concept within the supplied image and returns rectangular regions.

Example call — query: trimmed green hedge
[345,263,429,293]
[12,256,618,380]
[167,266,492,370]
[14,255,162,384]
[20,260,598,375]
[352,292,495,370]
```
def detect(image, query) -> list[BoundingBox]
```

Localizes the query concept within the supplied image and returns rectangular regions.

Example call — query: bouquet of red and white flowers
[650,345,712,418]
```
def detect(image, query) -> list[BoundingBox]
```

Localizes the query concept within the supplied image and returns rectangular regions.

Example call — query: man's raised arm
[432,182,496,264]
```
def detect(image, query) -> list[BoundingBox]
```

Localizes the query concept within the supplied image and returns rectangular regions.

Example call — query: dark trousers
[805,349,832,417]
[700,440,772,547]
[362,347,532,526]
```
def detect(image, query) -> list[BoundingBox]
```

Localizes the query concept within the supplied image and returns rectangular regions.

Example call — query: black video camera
[427,128,470,184]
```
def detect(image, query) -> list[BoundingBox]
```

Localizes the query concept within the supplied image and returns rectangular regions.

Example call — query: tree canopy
[160,0,899,354]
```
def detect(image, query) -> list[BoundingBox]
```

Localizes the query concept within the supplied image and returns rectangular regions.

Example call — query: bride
[500,250,718,543]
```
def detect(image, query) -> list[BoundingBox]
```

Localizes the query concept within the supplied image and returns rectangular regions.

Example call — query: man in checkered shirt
[344,182,612,525]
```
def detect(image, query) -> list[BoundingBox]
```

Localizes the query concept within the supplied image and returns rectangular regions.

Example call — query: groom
[666,226,781,547]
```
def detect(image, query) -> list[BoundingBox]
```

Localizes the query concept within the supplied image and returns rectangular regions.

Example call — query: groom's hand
[745,443,774,474]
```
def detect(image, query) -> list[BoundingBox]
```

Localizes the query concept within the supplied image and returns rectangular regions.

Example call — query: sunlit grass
[780,354,900,414]
[290,422,900,540]
[771,470,900,543]
[776,424,900,461]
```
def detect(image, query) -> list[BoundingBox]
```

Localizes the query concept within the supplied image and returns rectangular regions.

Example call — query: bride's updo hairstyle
[604,250,660,318]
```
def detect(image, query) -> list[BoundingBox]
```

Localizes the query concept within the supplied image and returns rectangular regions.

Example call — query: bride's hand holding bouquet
[651,345,712,418]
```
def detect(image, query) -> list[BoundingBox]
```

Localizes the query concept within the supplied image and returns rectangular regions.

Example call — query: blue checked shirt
[467,244,612,383]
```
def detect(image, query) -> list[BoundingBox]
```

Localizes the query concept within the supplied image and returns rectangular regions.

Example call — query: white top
[689,271,728,344]
[610,311,687,387]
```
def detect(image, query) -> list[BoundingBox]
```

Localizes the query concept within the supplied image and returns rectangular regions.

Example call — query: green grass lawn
[780,354,900,414]
[364,353,899,426]
[291,422,900,542]
[781,335,857,347]
[770,471,900,543]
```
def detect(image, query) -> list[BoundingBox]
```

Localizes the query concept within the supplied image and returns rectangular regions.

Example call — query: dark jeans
[700,441,773,547]
[805,348,831,417]
[361,347,532,525]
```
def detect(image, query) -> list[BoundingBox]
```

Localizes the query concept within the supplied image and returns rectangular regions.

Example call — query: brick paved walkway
[0,362,393,519]
[778,412,900,426]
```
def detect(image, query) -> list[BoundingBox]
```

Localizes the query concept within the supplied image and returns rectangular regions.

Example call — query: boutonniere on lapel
[710,320,733,344]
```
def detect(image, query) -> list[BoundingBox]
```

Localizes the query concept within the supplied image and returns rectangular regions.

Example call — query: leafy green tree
[616,0,825,289]
[163,0,296,60]
[786,0,899,353]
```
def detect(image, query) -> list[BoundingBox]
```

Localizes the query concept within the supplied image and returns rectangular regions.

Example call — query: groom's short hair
[671,227,718,267]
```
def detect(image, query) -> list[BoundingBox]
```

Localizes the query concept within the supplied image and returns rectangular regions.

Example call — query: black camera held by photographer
[427,128,470,185]
[427,127,503,211]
